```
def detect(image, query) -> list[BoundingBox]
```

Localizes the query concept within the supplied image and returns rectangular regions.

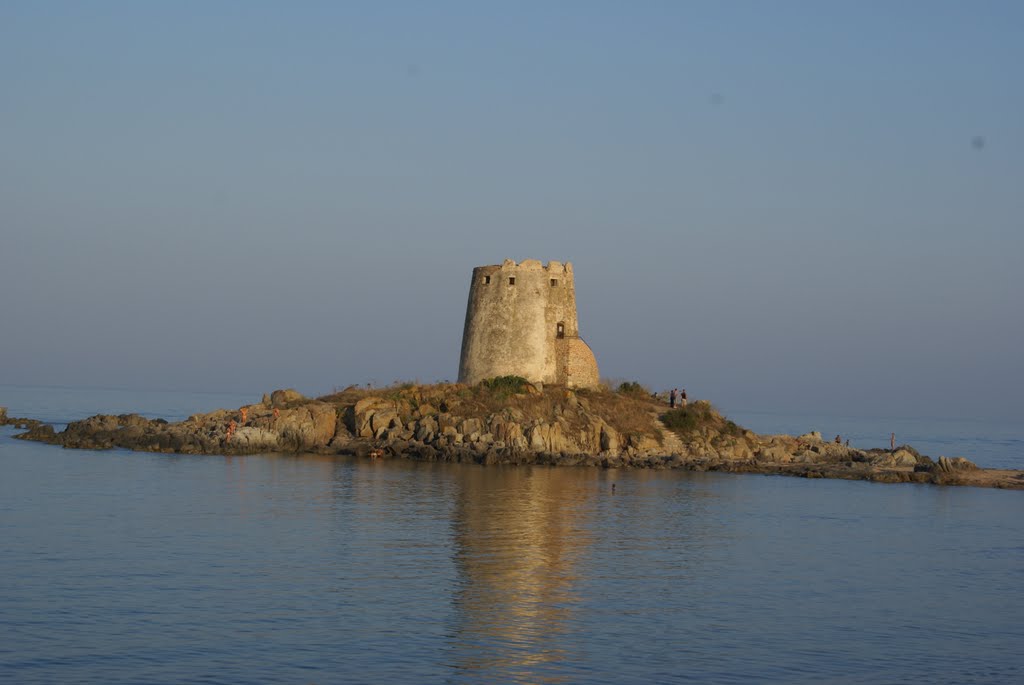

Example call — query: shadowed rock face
[9,388,1023,491]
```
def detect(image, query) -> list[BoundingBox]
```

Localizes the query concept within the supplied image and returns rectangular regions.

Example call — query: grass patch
[479,375,532,395]
[661,401,744,438]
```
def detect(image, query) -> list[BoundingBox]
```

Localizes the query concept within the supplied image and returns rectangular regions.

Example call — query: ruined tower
[458,259,600,389]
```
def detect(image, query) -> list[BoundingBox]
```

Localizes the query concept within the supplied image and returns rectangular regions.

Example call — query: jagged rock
[370,410,399,439]
[0,407,7,423]
[230,427,281,451]
[275,403,336,449]
[330,417,353,448]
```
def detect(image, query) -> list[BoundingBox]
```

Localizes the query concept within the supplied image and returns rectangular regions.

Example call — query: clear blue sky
[2,1,1021,420]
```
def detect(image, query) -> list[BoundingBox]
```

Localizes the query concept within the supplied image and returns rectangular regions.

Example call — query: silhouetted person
[835,435,841,444]
[680,388,687,407]
[669,388,677,408]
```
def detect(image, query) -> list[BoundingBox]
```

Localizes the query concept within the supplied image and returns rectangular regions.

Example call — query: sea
[1,384,1022,684]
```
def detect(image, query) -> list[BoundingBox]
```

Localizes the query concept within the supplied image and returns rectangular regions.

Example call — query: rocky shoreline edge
[2,385,1022,490]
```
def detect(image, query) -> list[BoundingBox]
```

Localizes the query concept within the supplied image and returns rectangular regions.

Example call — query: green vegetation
[616,381,650,396]
[661,401,744,437]
[479,375,532,395]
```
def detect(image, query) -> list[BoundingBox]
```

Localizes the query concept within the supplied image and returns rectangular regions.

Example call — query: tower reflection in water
[447,466,600,683]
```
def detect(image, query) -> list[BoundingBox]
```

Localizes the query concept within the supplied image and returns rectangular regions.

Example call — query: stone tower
[458,259,600,389]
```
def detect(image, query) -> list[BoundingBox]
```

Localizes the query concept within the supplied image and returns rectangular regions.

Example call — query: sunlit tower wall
[458,259,600,389]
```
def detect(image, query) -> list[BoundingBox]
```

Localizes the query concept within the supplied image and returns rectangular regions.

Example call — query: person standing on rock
[670,388,677,409]
[240,407,248,425]
[680,388,687,407]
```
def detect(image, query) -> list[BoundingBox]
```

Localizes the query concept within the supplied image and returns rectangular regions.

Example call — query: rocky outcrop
[9,386,1021,490]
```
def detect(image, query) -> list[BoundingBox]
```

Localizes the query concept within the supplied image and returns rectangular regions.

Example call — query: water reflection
[447,466,601,683]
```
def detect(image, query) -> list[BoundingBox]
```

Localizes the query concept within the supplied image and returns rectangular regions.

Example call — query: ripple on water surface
[1,422,1023,683]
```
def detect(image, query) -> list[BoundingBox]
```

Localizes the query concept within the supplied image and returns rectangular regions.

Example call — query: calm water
[1,386,1023,684]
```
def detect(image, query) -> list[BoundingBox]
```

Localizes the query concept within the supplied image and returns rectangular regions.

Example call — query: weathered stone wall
[563,338,600,389]
[458,259,600,388]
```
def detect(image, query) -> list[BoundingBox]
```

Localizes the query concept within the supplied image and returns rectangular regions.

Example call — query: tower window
[556,322,565,339]
[550,279,558,286]
[484,276,491,284]
[509,277,516,285]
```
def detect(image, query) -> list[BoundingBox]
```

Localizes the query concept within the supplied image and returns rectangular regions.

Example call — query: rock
[270,389,306,408]
[756,446,793,463]
[330,418,353,448]
[230,427,281,451]
[600,424,620,453]
[936,456,978,473]
[274,403,336,449]
[0,407,7,423]
[872,449,918,468]
[370,410,399,439]
[797,431,823,442]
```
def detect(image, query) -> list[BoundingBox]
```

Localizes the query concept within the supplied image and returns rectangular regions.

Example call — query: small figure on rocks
[835,435,841,444]
[670,388,677,409]
[680,388,688,407]
[226,420,237,442]
[273,407,280,420]
[239,407,248,425]
[845,439,849,447]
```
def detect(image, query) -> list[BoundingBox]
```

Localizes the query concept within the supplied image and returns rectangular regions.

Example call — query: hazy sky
[2,1,1022,420]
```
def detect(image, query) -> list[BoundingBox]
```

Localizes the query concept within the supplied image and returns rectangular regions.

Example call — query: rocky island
[4,260,1020,490]
[4,380,1022,490]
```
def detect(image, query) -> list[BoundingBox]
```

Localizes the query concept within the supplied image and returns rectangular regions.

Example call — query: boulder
[330,417,353,448]
[756,446,793,463]
[270,389,306,408]
[936,456,978,473]
[230,427,281,451]
[353,397,393,438]
[0,407,7,424]
[599,424,620,453]
[275,403,337,449]
[872,449,918,468]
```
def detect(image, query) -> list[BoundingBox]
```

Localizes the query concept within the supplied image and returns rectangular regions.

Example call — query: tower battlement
[457,259,599,388]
